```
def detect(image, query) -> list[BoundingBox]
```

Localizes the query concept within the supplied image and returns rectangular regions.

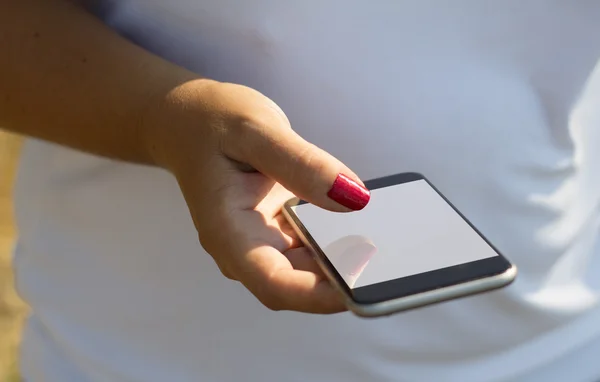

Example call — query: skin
[0,0,369,313]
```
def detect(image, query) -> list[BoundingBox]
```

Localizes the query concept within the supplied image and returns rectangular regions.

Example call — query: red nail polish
[327,173,370,210]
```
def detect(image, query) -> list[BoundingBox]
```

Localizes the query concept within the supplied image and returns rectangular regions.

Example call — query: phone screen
[291,178,500,290]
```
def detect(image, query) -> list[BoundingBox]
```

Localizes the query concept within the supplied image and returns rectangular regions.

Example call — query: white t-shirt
[13,1,600,381]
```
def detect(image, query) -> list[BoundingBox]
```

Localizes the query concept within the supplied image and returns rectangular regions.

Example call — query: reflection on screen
[292,179,498,289]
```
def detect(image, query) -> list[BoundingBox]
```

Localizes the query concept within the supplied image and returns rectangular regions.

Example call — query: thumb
[230,125,371,212]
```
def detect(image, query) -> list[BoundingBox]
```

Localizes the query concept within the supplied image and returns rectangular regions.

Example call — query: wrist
[139,74,220,173]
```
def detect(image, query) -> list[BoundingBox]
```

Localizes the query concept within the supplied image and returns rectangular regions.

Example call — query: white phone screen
[291,179,498,289]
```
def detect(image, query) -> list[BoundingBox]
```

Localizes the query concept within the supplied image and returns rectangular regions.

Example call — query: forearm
[0,0,199,166]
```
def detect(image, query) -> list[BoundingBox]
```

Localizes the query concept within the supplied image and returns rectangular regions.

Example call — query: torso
[14,1,600,381]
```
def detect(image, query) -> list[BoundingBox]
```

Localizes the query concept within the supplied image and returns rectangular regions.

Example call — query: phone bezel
[283,172,515,310]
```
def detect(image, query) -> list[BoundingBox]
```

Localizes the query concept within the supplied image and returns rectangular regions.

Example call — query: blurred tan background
[0,131,27,382]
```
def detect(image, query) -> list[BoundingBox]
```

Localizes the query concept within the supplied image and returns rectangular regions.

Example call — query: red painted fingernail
[327,173,370,210]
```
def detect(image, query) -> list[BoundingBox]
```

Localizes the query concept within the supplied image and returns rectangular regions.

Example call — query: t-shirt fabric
[13,1,600,381]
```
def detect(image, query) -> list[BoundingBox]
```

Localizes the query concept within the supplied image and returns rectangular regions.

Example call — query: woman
[2,1,600,381]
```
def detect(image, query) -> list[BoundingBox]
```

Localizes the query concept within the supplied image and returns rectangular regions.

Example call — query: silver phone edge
[282,204,518,318]
[346,265,517,317]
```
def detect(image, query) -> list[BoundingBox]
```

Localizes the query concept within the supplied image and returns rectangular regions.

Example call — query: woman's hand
[147,80,371,313]
[0,0,369,314]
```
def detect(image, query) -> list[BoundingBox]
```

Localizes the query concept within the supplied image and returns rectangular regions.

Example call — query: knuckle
[219,265,236,281]
[199,237,237,281]
[263,299,283,312]
[220,114,264,161]
[221,103,285,159]
[257,290,284,311]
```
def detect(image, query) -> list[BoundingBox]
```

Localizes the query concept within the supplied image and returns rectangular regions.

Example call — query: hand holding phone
[283,172,516,317]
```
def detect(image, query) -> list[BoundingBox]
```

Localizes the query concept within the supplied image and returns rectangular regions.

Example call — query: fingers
[272,214,302,249]
[253,180,295,216]
[215,87,371,212]
[283,246,324,275]
[245,129,370,212]
[239,246,346,314]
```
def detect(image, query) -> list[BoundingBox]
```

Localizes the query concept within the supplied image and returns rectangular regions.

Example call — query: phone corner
[500,264,518,284]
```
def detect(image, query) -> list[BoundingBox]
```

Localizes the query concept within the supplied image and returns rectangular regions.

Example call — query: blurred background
[0,131,27,382]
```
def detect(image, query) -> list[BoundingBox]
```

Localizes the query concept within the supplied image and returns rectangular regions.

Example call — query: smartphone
[282,172,516,317]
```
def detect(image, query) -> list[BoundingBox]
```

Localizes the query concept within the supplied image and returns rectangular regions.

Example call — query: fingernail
[327,173,370,210]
